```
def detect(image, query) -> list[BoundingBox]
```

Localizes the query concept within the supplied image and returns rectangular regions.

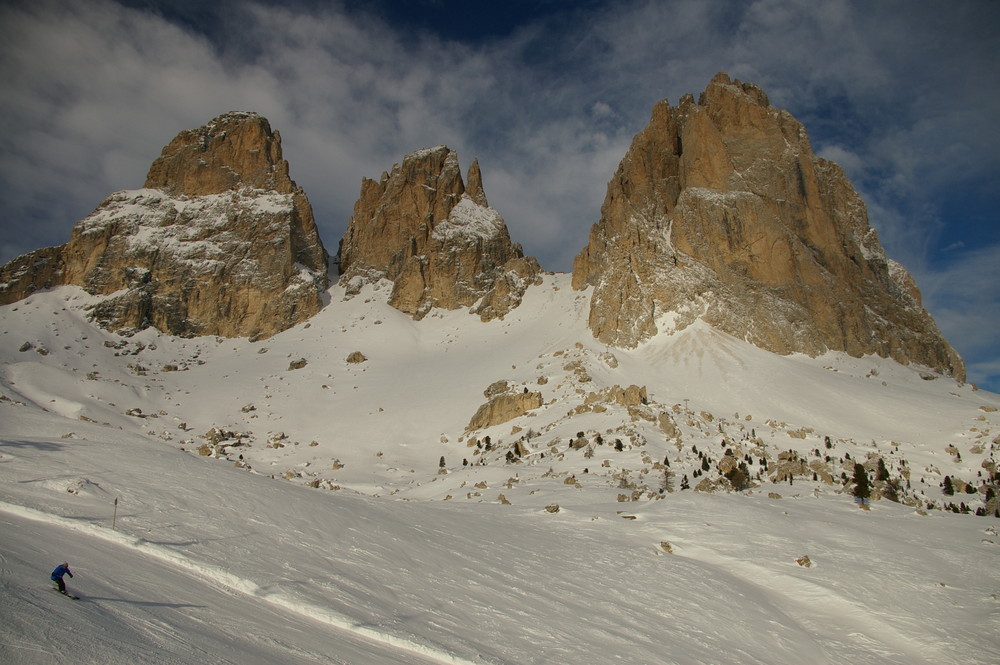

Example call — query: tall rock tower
[0,112,329,339]
[572,73,964,380]
[338,145,541,320]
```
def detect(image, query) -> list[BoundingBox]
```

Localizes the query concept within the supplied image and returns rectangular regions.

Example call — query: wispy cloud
[918,243,1000,388]
[0,0,996,388]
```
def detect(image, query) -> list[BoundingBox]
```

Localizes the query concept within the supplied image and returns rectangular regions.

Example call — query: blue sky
[1,0,997,390]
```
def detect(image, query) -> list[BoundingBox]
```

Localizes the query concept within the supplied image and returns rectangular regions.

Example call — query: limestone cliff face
[144,111,296,196]
[0,112,329,339]
[572,73,964,380]
[337,146,541,320]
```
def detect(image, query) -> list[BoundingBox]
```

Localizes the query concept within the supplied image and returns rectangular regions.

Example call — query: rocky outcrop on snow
[0,112,329,339]
[571,385,651,421]
[467,386,544,431]
[337,146,542,321]
[572,73,965,380]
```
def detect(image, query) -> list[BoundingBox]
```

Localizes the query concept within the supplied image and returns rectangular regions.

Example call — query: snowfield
[1,276,998,664]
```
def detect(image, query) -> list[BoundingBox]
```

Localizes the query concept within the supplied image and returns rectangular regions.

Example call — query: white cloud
[815,145,864,176]
[0,0,997,388]
[917,244,1000,388]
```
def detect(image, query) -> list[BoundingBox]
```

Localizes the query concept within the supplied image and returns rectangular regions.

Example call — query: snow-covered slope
[1,277,998,664]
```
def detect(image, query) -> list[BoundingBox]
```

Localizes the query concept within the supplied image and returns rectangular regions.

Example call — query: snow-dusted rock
[338,145,542,321]
[0,112,329,339]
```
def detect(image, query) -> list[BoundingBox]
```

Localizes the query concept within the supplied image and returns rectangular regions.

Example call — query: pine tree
[942,475,955,496]
[725,464,749,491]
[852,463,871,504]
[661,468,675,493]
[876,458,889,482]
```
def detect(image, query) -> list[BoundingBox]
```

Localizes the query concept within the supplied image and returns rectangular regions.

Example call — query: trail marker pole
[112,496,118,530]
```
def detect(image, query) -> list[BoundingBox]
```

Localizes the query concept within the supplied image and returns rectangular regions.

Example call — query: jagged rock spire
[144,111,296,196]
[572,73,964,380]
[338,146,541,321]
[465,158,489,207]
[0,112,329,339]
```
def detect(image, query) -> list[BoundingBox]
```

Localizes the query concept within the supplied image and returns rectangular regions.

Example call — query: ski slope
[1,510,450,665]
[2,278,999,664]
[2,445,996,665]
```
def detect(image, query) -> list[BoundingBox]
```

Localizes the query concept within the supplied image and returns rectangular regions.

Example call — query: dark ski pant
[52,576,66,593]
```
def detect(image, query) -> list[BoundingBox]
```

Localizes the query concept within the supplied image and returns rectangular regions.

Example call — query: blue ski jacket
[51,564,72,580]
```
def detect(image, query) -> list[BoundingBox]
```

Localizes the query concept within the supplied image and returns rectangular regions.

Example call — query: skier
[50,562,73,594]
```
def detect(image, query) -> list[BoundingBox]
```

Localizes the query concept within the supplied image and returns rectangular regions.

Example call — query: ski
[52,588,80,600]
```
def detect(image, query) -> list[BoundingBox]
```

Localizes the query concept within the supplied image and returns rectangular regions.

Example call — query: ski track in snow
[2,281,999,664]
[0,502,473,665]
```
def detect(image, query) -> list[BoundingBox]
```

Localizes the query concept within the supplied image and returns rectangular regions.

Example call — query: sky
[0,0,997,390]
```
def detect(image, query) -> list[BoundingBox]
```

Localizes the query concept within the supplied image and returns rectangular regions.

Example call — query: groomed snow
[1,278,998,664]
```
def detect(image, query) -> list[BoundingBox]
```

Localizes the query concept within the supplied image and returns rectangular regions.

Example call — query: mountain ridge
[0,74,967,378]
[1,76,997,665]
[0,112,328,339]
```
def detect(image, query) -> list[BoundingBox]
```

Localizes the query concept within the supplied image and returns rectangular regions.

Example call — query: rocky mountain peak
[572,72,965,380]
[0,112,329,339]
[144,111,296,196]
[338,146,541,321]
[465,158,489,207]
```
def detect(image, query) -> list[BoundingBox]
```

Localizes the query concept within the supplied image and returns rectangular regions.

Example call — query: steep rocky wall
[338,145,541,321]
[144,111,295,196]
[572,73,964,380]
[0,112,329,339]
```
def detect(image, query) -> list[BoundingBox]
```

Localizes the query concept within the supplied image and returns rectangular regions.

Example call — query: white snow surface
[1,276,998,665]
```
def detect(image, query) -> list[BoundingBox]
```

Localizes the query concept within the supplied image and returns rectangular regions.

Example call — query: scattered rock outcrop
[0,112,329,339]
[346,351,367,364]
[338,145,542,320]
[572,72,964,380]
[467,384,544,431]
[584,384,648,408]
